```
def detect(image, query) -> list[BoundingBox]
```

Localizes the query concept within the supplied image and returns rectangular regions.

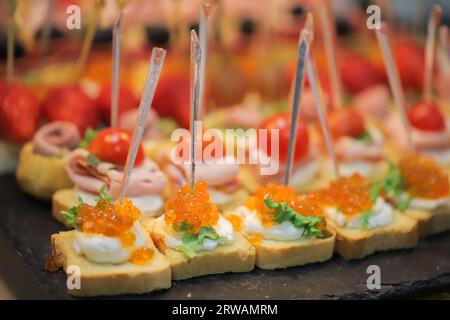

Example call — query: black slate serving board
[0,174,449,299]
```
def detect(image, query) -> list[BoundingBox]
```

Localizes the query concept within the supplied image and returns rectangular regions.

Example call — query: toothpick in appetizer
[52,48,168,224]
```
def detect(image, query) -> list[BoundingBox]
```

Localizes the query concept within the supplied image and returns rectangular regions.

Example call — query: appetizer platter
[0,0,449,299]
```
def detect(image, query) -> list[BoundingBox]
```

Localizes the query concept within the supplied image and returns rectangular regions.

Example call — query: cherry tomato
[328,108,366,139]
[259,113,309,162]
[95,83,139,124]
[152,74,190,128]
[87,128,144,166]
[340,53,386,94]
[43,85,100,134]
[393,39,425,91]
[408,101,445,132]
[0,84,40,143]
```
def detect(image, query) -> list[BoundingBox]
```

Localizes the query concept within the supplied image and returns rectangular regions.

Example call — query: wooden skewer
[189,30,202,193]
[439,26,450,66]
[375,23,414,153]
[6,0,17,85]
[119,48,167,202]
[75,0,102,83]
[285,22,312,186]
[319,0,344,109]
[423,4,442,102]
[110,12,123,128]
[40,0,55,57]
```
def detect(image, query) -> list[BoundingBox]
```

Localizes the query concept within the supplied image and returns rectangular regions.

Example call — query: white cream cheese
[233,206,306,241]
[338,160,377,177]
[161,215,234,253]
[76,189,163,216]
[406,194,450,211]
[72,221,148,264]
[325,197,394,230]
[208,188,234,205]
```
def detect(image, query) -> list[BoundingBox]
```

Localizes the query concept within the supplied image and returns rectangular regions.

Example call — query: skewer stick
[110,12,123,128]
[319,0,344,109]
[189,31,202,193]
[375,23,414,153]
[75,0,102,83]
[6,0,17,84]
[41,0,55,57]
[439,26,450,65]
[423,4,442,102]
[284,25,312,186]
[198,2,212,119]
[308,57,340,178]
[118,48,166,203]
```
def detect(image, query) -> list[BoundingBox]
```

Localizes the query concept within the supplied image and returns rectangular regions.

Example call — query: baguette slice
[251,229,336,270]
[16,142,73,200]
[405,206,450,238]
[142,218,256,281]
[52,188,164,227]
[50,230,171,297]
[328,212,418,260]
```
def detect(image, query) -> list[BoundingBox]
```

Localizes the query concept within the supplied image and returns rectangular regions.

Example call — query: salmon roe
[314,173,373,217]
[130,247,154,265]
[399,155,449,199]
[165,181,219,234]
[245,183,326,230]
[226,214,243,231]
[76,199,153,265]
[247,233,263,246]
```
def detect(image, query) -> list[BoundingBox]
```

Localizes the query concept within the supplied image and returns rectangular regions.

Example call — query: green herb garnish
[355,131,373,144]
[59,197,84,229]
[79,128,98,149]
[179,225,220,258]
[86,153,101,167]
[96,186,113,202]
[360,211,371,229]
[377,163,411,211]
[264,198,324,238]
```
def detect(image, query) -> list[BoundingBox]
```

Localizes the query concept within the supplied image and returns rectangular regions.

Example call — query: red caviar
[76,199,153,265]
[247,233,263,246]
[314,174,373,217]
[399,155,449,199]
[165,181,219,234]
[226,214,243,231]
[130,247,154,265]
[245,183,326,230]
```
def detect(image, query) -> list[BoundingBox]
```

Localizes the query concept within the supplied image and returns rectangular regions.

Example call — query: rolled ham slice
[33,121,81,156]
[119,108,159,140]
[387,114,450,151]
[354,84,391,120]
[334,126,384,162]
[66,149,166,199]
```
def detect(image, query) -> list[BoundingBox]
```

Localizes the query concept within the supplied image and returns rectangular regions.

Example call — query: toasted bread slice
[16,143,73,200]
[142,218,256,281]
[250,229,336,270]
[50,230,171,297]
[327,212,418,260]
[52,188,164,227]
[405,206,450,238]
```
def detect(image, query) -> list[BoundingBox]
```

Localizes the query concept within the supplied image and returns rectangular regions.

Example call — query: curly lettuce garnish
[264,199,324,238]
[178,221,220,258]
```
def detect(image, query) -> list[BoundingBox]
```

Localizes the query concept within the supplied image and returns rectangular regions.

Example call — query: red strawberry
[0,84,40,143]
[95,83,139,124]
[42,85,99,134]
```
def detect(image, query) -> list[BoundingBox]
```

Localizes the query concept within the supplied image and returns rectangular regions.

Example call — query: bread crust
[326,212,418,260]
[143,218,256,281]
[405,206,450,238]
[251,230,336,270]
[16,142,73,200]
[52,188,164,227]
[50,229,172,297]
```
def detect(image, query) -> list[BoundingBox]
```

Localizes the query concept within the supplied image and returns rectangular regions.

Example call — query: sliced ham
[354,84,391,120]
[66,148,166,199]
[334,126,384,162]
[33,121,81,156]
